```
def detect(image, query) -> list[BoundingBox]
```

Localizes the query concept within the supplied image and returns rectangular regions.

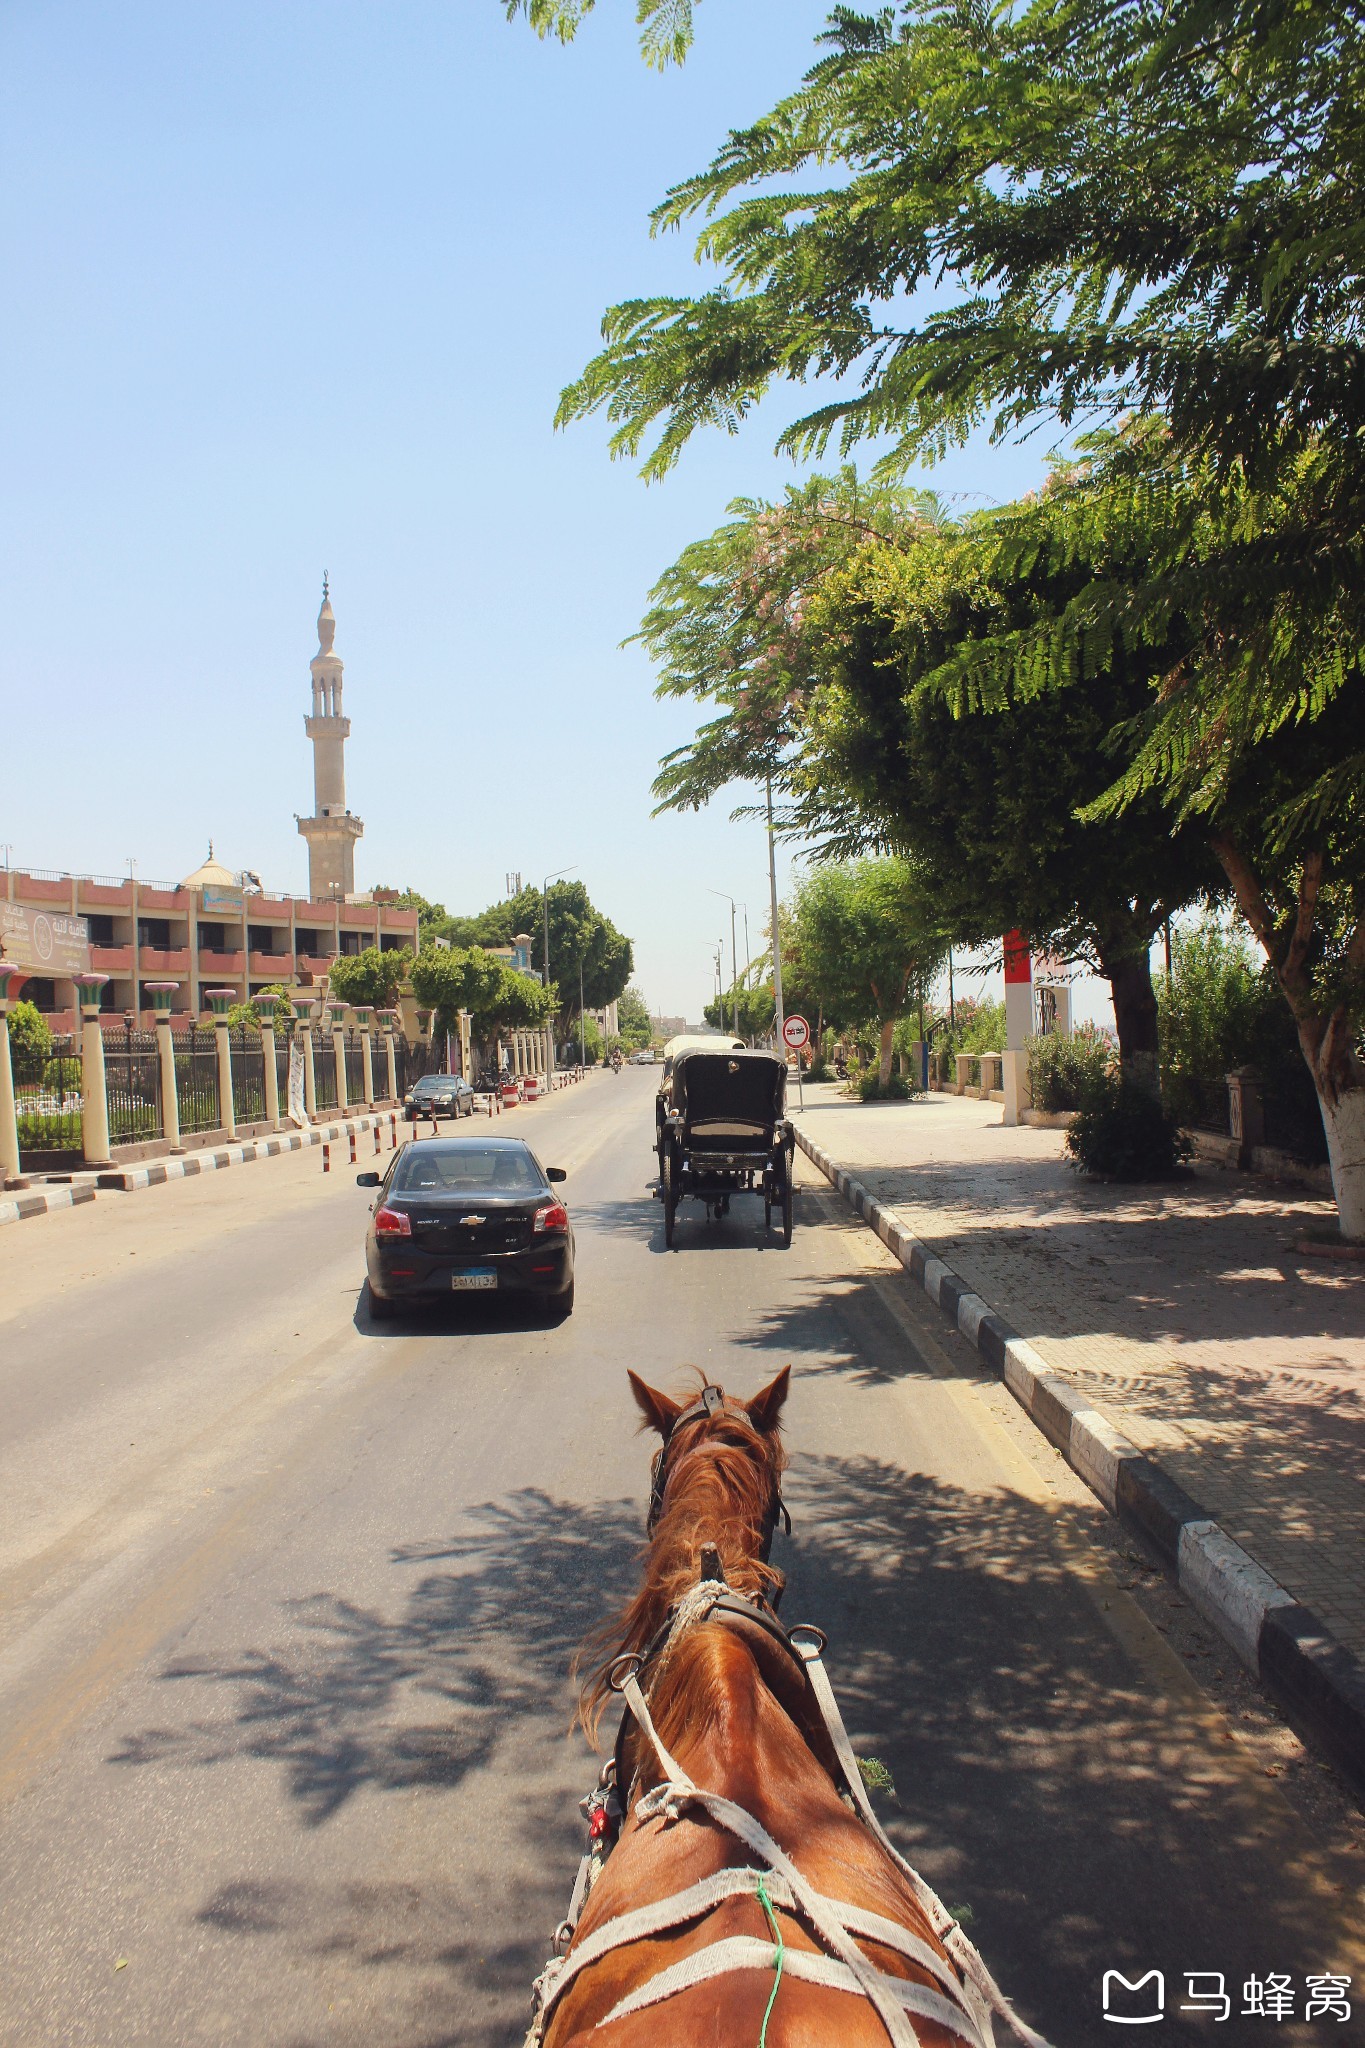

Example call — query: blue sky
[1,0,1057,1021]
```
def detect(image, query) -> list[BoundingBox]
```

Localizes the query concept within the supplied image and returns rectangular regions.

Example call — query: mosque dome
[179,841,239,892]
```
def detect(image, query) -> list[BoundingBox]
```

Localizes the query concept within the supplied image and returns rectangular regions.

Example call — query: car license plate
[451,1271,497,1291]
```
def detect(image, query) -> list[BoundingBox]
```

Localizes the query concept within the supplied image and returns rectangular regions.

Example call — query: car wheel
[367,1281,395,1323]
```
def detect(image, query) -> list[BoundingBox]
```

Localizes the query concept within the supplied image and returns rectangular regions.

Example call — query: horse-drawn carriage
[655,1043,796,1249]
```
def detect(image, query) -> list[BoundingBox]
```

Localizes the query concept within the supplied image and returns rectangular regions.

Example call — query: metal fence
[231,1024,267,1128]
[395,1036,444,1094]
[14,1034,83,1159]
[1168,1075,1231,1137]
[106,1024,163,1146]
[312,1030,338,1111]
[344,1030,367,1104]
[172,1026,221,1135]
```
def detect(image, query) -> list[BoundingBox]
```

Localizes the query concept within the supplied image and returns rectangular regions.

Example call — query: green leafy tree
[505,0,698,67]
[410,945,554,1052]
[227,986,295,1036]
[640,477,1216,1087]
[793,859,946,1089]
[615,985,654,1050]
[703,979,776,1042]
[6,1000,52,1086]
[326,947,413,1011]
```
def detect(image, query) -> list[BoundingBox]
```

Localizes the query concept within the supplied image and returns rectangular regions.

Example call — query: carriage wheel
[662,1145,679,1249]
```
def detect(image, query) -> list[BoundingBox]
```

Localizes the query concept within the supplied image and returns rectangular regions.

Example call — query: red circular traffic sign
[782,1014,810,1050]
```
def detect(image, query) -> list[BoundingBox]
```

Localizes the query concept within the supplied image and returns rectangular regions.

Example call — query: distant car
[628,1049,657,1065]
[359,1136,574,1319]
[403,1073,475,1121]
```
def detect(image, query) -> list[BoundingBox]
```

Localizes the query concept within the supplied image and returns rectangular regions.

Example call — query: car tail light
[533,1202,568,1234]
[374,1206,412,1238]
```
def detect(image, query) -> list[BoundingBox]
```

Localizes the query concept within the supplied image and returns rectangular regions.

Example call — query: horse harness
[527,1562,1053,2047]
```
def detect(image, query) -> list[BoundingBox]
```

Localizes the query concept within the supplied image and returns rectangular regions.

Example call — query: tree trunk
[1313,1079,1365,1240]
[1211,832,1365,1239]
[878,1017,896,1089]
[1099,944,1161,1099]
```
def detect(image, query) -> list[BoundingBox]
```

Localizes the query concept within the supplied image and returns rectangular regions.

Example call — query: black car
[359,1136,574,1319]
[403,1072,475,1122]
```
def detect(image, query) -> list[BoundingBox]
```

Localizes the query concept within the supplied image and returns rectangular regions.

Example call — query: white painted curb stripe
[1177,1520,1297,1674]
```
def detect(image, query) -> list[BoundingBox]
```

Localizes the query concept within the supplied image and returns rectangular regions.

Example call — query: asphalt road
[1,1070,1362,2047]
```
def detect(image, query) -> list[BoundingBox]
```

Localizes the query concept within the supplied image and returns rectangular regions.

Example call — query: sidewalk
[792,1084,1365,1666]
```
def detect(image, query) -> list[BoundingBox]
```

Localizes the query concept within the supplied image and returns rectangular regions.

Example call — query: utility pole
[766,773,784,1045]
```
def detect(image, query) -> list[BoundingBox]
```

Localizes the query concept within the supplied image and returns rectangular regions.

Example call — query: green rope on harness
[755,1876,785,2048]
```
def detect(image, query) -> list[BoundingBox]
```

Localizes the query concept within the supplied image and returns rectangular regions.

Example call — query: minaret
[296,575,363,900]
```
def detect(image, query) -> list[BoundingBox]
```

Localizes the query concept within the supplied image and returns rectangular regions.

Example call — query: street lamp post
[541,865,577,985]
[708,888,740,1038]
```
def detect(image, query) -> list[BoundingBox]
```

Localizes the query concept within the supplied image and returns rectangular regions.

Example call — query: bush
[41,1055,81,1096]
[1027,1025,1112,1112]
[1066,1074,1192,1180]
[857,1070,913,1101]
[18,1109,81,1151]
[939,997,1006,1059]
[7,1001,52,1085]
[806,1055,831,1081]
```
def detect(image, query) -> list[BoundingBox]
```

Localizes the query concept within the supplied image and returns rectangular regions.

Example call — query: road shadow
[351,1285,567,1337]
[109,1457,1355,2046]
[570,1192,794,1258]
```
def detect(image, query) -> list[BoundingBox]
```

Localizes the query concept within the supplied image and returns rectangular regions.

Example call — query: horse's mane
[576,1375,787,1742]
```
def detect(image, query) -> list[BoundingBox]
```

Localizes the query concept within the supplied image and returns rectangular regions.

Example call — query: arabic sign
[0,903,91,977]
[201,885,245,916]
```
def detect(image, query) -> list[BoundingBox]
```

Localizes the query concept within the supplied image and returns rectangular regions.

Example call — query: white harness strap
[532,1864,980,2034]
[624,1673,929,2048]
[601,1933,989,2041]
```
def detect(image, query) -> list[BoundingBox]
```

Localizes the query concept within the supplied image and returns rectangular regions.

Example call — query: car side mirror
[356,1171,381,1188]
[546,1167,567,1183]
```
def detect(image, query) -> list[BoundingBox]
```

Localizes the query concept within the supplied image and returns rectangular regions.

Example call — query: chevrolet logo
[460,1215,486,1226]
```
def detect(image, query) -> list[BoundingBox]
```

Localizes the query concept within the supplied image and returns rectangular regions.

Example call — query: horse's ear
[627,1370,684,1438]
[745,1365,791,1434]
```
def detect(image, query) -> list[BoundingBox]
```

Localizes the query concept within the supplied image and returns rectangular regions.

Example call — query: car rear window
[394,1146,542,1193]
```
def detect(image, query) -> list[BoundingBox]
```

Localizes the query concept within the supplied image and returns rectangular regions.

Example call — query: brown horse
[529,1368,1049,2048]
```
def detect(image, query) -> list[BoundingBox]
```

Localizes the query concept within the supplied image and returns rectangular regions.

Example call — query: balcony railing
[139,946,191,974]
[198,949,245,975]
[90,944,135,974]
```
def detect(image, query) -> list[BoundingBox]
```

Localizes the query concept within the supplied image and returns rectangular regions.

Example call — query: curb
[0,1113,397,1228]
[795,1125,1365,1794]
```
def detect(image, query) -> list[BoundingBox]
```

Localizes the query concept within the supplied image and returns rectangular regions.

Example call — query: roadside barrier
[322,1142,330,1173]
[373,1124,381,1155]
[348,1130,357,1164]
[390,1112,397,1147]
